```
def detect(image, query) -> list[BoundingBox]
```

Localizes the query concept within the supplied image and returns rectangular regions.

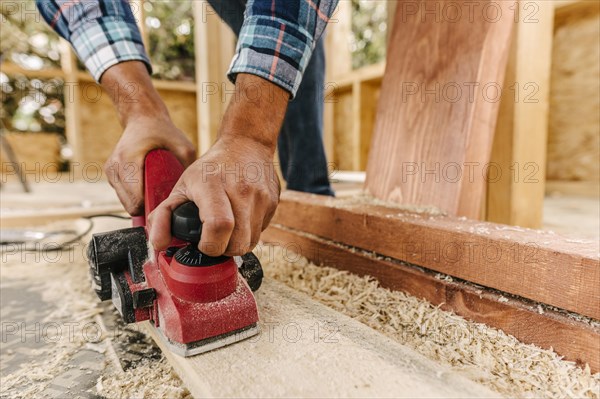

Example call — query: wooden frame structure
[1,0,597,226]
[263,0,600,373]
[1,0,597,387]
[324,0,598,228]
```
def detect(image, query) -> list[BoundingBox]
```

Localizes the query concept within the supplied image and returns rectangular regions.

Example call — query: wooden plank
[332,62,386,90]
[365,0,514,219]
[261,225,600,372]
[487,1,555,228]
[59,41,83,167]
[554,0,600,27]
[144,279,497,398]
[270,191,600,320]
[326,0,353,80]
[193,1,236,155]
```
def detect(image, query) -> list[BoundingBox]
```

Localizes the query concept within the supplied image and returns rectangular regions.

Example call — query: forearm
[219,73,289,152]
[100,62,169,128]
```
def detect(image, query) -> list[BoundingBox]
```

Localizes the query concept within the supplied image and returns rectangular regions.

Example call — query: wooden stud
[59,40,83,168]
[327,0,353,79]
[386,0,398,43]
[365,0,515,219]
[193,1,236,155]
[358,82,378,170]
[487,1,555,228]
[130,0,148,49]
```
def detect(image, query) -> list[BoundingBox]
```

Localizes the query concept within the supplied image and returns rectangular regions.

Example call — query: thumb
[171,141,197,168]
[147,191,189,250]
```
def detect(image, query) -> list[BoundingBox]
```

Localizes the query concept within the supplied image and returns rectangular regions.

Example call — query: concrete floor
[0,213,162,398]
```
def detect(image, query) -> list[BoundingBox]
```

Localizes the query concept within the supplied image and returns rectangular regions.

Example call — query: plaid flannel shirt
[36,0,338,97]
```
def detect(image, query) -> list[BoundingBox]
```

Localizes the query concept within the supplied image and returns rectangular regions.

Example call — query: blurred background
[1,0,598,236]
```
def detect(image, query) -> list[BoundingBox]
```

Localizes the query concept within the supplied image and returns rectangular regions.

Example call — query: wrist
[100,61,170,127]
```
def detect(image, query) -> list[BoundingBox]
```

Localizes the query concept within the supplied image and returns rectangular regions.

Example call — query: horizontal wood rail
[270,191,600,320]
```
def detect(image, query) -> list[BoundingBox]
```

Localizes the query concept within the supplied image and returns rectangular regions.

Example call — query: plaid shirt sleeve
[230,0,339,97]
[36,0,151,81]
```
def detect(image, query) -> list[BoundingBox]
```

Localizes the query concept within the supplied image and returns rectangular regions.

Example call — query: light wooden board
[145,279,498,398]
[487,1,555,228]
[365,0,514,219]
[262,225,600,372]
[271,191,600,320]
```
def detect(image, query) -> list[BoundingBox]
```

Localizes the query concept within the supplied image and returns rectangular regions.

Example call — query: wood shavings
[258,244,600,399]
[331,191,447,216]
[96,357,191,399]
[0,221,106,398]
[0,218,188,399]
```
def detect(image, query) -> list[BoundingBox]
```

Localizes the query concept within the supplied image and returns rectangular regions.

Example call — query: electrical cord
[0,213,132,253]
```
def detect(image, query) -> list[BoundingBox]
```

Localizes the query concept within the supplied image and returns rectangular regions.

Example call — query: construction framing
[2,1,596,227]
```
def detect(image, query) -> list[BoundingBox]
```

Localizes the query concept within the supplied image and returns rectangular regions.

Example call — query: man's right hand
[100,61,196,216]
[104,116,196,216]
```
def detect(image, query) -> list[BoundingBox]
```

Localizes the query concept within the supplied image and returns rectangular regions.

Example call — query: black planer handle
[171,201,203,244]
[170,201,263,291]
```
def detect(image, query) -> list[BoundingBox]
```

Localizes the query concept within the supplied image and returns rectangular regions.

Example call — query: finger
[248,211,263,253]
[193,185,235,257]
[251,189,273,249]
[104,159,144,216]
[224,197,252,256]
[148,191,188,250]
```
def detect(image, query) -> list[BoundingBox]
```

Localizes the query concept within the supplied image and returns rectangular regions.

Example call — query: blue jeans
[208,0,335,196]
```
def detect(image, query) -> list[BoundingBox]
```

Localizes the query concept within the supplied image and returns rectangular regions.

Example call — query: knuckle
[236,181,252,198]
[183,145,197,161]
[204,216,235,235]
[256,187,271,202]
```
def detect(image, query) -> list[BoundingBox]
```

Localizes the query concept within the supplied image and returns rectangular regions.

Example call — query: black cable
[0,213,132,253]
[83,214,132,220]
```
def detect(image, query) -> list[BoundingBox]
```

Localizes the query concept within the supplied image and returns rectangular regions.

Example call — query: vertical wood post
[487,1,555,228]
[60,40,82,168]
[193,1,236,155]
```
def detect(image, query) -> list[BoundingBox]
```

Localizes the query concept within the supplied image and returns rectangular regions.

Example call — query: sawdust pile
[0,220,104,398]
[258,245,600,399]
[327,191,446,216]
[96,357,191,399]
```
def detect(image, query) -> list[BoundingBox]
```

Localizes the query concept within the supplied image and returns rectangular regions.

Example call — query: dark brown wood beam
[270,191,599,320]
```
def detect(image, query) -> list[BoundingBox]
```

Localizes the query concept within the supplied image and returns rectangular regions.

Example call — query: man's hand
[100,62,196,215]
[148,74,289,256]
[105,117,196,215]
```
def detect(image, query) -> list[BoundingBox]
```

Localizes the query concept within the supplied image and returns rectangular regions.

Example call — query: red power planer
[87,149,263,356]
